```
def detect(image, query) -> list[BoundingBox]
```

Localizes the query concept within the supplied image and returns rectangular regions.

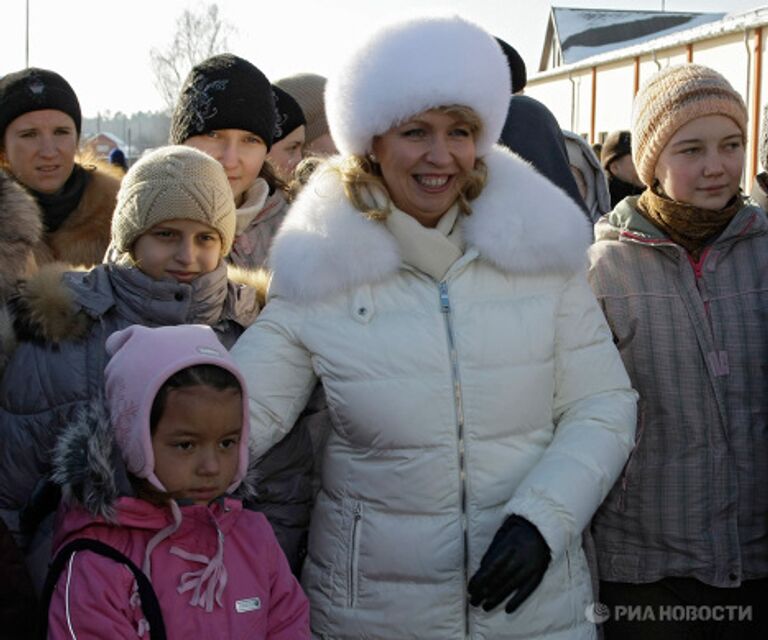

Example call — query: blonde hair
[337,105,488,220]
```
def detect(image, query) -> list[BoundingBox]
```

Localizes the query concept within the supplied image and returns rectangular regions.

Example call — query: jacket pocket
[618,400,645,512]
[347,501,363,608]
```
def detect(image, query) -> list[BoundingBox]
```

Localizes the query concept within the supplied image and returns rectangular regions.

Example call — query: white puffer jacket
[231,146,638,639]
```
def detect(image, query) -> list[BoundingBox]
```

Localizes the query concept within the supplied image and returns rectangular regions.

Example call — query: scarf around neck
[28,164,88,233]
[637,185,743,260]
[384,205,465,281]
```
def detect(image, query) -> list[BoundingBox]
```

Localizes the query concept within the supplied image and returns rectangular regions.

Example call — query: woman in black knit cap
[0,68,120,268]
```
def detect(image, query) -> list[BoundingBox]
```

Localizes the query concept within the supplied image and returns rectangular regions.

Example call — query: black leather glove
[467,514,551,614]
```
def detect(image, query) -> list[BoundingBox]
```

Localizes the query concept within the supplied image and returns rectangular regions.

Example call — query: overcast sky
[2,0,764,116]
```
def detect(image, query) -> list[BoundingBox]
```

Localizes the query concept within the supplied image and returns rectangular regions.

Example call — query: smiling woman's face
[654,114,744,210]
[371,109,477,228]
[2,109,77,194]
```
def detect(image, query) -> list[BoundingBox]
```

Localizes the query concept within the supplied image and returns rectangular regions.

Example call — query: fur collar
[269,145,592,302]
[0,170,42,301]
[9,263,267,346]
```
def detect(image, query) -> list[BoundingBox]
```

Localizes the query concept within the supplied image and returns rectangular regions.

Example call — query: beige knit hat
[111,145,236,256]
[275,73,329,145]
[632,64,747,187]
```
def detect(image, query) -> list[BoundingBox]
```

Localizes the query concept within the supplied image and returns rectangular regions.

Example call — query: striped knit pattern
[588,200,768,588]
[631,64,748,187]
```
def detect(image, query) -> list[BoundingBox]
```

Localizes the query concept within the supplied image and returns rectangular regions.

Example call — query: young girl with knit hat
[171,54,291,270]
[588,64,768,638]
[0,145,263,591]
[43,324,309,639]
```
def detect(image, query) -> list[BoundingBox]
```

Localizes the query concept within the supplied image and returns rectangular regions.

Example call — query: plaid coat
[587,197,768,588]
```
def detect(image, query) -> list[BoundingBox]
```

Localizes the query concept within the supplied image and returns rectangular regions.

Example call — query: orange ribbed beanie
[631,64,747,187]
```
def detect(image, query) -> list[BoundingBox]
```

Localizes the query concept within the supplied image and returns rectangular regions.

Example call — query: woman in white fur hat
[231,14,637,639]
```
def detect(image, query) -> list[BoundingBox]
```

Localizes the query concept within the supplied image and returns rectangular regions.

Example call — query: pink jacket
[49,497,309,639]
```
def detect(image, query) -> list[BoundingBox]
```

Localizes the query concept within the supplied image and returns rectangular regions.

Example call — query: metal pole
[25,0,30,67]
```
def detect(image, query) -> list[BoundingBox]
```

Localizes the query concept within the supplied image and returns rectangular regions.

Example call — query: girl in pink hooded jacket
[45,324,310,639]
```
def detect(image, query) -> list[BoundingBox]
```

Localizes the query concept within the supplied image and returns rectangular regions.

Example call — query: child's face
[151,384,242,503]
[131,219,222,283]
[654,114,744,211]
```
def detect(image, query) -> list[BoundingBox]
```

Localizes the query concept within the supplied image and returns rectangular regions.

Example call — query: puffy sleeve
[504,270,638,559]
[48,550,140,640]
[230,298,319,460]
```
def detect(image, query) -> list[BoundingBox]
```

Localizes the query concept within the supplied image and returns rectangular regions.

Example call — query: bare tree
[150,3,234,112]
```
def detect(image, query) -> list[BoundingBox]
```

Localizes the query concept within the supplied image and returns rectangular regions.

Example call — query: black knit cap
[600,130,633,170]
[495,37,527,94]
[169,54,276,149]
[272,85,306,144]
[0,68,81,140]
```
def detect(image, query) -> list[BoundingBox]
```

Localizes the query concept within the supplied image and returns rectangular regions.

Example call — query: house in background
[528,5,768,184]
[82,131,125,159]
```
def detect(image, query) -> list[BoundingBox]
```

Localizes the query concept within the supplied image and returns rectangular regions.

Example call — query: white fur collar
[269,145,591,302]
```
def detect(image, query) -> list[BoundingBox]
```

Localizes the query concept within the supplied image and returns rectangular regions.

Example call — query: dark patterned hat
[272,85,306,143]
[169,54,275,149]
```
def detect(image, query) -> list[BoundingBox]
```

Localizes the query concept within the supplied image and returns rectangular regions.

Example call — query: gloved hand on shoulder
[467,514,551,614]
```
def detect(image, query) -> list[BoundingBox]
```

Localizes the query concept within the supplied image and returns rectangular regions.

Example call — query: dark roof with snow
[539,7,725,70]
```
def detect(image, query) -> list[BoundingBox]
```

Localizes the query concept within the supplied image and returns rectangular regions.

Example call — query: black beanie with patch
[0,68,81,140]
[169,54,275,149]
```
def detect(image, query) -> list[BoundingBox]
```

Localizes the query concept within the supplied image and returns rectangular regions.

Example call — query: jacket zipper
[439,281,469,638]
[348,502,362,608]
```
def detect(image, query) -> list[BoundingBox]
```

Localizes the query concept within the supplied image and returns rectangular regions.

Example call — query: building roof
[533,6,768,81]
[540,7,725,70]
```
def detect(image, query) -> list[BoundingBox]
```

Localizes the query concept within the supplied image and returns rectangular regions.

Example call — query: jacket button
[729,572,738,581]
[357,307,367,316]
[174,292,184,301]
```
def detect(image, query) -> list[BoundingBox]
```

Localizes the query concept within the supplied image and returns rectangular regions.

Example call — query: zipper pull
[439,282,450,313]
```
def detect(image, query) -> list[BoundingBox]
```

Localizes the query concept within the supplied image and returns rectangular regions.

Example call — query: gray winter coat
[0,260,261,564]
[588,197,768,587]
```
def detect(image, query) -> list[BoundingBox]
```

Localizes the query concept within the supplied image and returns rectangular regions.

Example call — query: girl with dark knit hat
[267,85,307,181]
[588,64,768,639]
[172,55,322,576]
[0,146,264,593]
[171,53,290,271]
[0,67,120,269]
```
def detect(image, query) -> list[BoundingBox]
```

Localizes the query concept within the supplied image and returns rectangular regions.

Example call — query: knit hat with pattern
[275,73,328,145]
[325,14,510,157]
[632,64,747,187]
[170,54,275,149]
[0,67,81,139]
[111,145,235,255]
[105,324,250,494]
[272,84,306,143]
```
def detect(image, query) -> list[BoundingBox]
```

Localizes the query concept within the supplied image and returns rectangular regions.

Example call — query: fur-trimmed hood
[52,399,259,522]
[9,262,269,345]
[268,145,592,302]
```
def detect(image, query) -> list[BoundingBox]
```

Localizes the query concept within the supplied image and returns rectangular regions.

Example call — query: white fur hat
[326,14,511,157]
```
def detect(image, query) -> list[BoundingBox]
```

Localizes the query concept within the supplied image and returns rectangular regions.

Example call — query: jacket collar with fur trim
[269,145,592,302]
